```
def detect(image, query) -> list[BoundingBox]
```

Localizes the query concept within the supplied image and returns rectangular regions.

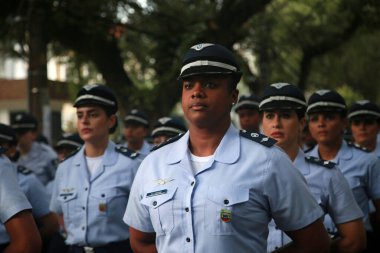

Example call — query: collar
[166,124,240,165]
[73,141,118,166]
[294,149,310,175]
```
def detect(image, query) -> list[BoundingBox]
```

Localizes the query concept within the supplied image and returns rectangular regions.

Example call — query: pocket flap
[58,189,77,202]
[207,186,249,206]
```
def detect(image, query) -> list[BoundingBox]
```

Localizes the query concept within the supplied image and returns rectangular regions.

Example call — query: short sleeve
[123,161,155,233]
[264,149,323,231]
[0,162,31,223]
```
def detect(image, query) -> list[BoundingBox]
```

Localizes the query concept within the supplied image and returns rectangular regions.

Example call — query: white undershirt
[85,155,103,176]
[189,152,214,175]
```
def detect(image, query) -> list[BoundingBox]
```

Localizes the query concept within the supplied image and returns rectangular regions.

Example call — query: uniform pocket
[141,184,177,235]
[205,186,249,235]
[90,188,127,217]
[58,189,78,220]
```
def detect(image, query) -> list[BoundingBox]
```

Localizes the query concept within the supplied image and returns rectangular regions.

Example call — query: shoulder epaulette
[151,133,184,152]
[0,146,7,154]
[346,141,370,152]
[61,147,81,162]
[17,165,32,175]
[239,130,277,147]
[115,146,140,159]
[305,156,335,169]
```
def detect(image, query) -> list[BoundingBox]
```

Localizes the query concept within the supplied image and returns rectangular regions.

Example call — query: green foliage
[0,0,380,120]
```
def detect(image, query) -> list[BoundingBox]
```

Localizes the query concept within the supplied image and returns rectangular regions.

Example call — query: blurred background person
[122,109,152,158]
[0,145,42,253]
[0,123,59,252]
[260,83,365,253]
[234,93,261,132]
[151,116,187,146]
[11,112,58,186]
[54,133,84,162]
[348,100,380,157]
[307,89,380,253]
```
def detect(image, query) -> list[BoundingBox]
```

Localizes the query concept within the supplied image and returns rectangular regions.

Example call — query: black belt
[69,239,132,253]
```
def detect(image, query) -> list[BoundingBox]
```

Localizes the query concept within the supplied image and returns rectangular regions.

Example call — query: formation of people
[0,42,379,253]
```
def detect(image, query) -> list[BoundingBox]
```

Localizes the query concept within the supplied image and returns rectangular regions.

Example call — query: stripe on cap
[75,94,115,106]
[124,115,149,125]
[236,100,259,108]
[307,101,346,112]
[180,60,237,75]
[348,110,380,119]
[259,96,307,108]
[0,133,13,141]
[152,126,185,136]
[56,140,82,148]
[12,123,36,129]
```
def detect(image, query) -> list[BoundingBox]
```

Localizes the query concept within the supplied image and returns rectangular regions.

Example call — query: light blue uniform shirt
[50,141,140,247]
[124,125,324,253]
[267,149,363,252]
[17,142,58,185]
[0,165,50,243]
[0,155,32,244]
[308,140,380,231]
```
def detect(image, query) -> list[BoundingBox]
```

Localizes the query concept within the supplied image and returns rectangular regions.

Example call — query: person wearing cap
[0,147,42,252]
[348,100,380,157]
[122,109,153,157]
[124,43,330,253]
[0,123,59,252]
[54,133,84,162]
[260,83,365,252]
[49,84,141,253]
[11,112,58,186]
[151,116,187,146]
[306,89,380,253]
[234,93,261,132]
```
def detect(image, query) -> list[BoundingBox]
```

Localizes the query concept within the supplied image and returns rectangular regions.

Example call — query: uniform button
[186,237,191,242]
[82,206,85,210]
[275,247,279,249]
[63,196,67,200]
[153,201,157,206]
[85,187,88,191]
[275,226,279,230]
[82,226,85,230]
[191,181,194,186]
[101,194,105,197]
[224,199,229,205]
[185,207,189,212]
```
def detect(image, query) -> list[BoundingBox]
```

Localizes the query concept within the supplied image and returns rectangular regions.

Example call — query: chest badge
[154,178,174,185]
[220,209,232,223]
[99,203,107,212]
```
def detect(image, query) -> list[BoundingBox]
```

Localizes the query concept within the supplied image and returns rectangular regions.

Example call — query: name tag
[146,189,167,198]
[59,192,74,197]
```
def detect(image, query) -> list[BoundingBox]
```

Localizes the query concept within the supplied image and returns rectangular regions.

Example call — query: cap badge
[15,114,23,121]
[316,89,331,96]
[191,43,214,51]
[131,109,138,114]
[271,83,290,89]
[83,84,98,91]
[357,100,370,105]
[158,117,172,124]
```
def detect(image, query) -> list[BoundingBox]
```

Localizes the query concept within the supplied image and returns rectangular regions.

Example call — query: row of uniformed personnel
[1,42,380,253]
